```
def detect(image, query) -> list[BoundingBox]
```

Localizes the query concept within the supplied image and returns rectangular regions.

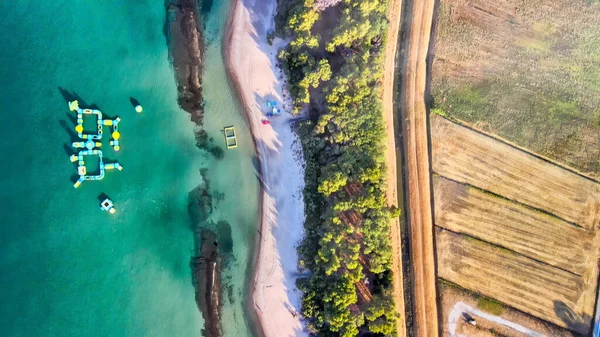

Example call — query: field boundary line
[434,226,585,278]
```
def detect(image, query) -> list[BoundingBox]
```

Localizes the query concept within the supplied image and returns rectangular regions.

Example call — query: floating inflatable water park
[68,100,122,188]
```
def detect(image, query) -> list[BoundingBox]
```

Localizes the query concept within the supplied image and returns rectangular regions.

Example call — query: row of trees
[277,0,399,336]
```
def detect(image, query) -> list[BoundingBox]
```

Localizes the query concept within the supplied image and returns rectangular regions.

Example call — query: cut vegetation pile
[430,115,600,335]
[431,0,600,179]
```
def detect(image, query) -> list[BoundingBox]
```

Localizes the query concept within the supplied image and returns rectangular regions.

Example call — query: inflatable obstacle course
[69,149,122,188]
[69,100,121,151]
[103,117,121,152]
[68,100,123,188]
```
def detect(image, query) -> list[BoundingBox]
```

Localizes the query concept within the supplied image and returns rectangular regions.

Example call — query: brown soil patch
[431,114,600,229]
[398,0,438,334]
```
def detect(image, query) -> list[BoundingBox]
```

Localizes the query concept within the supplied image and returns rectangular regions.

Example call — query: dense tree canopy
[277,0,399,335]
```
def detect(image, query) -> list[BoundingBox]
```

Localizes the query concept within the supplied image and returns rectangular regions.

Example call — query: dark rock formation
[167,1,204,124]
[191,230,223,337]
[188,171,223,337]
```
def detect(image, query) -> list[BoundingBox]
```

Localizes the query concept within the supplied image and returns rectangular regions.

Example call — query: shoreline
[221,0,266,337]
[222,3,267,337]
[224,0,308,336]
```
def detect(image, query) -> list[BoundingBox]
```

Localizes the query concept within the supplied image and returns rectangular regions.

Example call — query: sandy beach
[225,0,308,336]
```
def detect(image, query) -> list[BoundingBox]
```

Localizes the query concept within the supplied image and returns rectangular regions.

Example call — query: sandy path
[225,0,307,336]
[398,0,438,335]
[448,302,546,337]
[381,0,407,335]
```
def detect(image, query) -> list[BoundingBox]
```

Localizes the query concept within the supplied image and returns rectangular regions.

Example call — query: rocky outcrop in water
[166,0,204,124]
[191,230,223,337]
[188,171,223,337]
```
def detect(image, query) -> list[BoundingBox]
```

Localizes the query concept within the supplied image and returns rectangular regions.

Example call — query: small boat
[100,198,116,214]
[261,120,270,125]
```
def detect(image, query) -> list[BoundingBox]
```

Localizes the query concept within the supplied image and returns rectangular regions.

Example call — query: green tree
[280,0,398,335]
[318,170,348,196]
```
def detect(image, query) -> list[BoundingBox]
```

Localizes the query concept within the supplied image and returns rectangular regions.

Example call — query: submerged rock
[166,0,204,124]
[188,171,224,337]
[191,229,223,337]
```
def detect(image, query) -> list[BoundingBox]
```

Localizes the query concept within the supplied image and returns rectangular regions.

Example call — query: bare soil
[433,175,594,276]
[398,0,438,334]
[436,228,594,334]
[431,114,600,229]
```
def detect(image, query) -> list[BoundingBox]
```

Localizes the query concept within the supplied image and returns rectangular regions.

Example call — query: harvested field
[433,175,594,276]
[431,0,600,178]
[439,283,576,337]
[431,114,600,229]
[436,228,596,334]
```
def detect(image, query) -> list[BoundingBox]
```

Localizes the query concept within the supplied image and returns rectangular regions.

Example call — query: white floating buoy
[135,105,143,113]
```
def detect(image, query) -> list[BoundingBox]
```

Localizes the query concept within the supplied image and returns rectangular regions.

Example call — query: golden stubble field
[436,228,598,334]
[439,284,577,337]
[431,115,600,335]
[431,115,600,230]
[434,175,594,276]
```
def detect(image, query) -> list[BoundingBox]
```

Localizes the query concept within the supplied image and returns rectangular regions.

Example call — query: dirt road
[398,0,438,335]
[448,302,546,337]
[382,0,406,335]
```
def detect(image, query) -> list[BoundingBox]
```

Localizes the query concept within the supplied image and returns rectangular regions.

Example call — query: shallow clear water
[0,1,258,336]
[200,0,260,335]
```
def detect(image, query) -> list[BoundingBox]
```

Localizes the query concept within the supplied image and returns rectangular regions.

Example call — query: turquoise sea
[0,1,259,336]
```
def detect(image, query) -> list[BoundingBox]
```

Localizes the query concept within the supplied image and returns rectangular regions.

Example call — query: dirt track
[439,284,576,337]
[398,0,438,334]
[382,0,406,334]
